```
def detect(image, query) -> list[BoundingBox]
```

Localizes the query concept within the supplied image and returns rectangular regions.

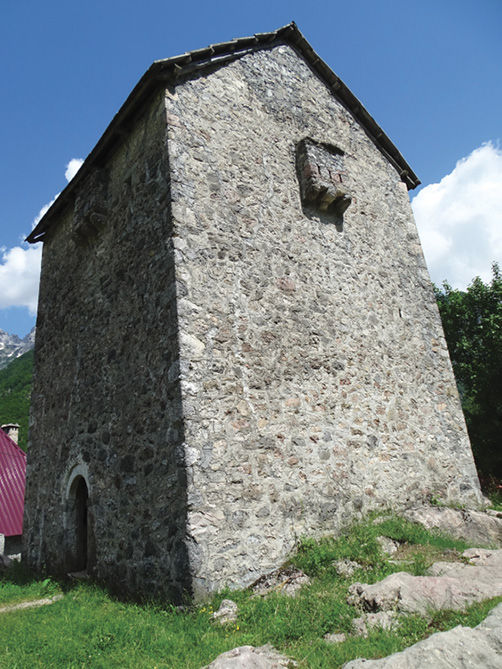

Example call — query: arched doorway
[74,476,88,571]
[67,475,89,572]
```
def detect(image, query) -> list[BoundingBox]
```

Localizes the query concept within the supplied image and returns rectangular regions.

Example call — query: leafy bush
[435,264,502,480]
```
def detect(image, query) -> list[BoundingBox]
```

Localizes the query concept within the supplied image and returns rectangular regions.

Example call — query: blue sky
[1,0,501,336]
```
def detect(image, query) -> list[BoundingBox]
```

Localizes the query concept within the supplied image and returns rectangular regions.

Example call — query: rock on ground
[342,602,502,668]
[403,506,502,547]
[251,567,310,597]
[211,599,239,624]
[0,554,12,570]
[376,536,399,555]
[429,547,501,577]
[347,549,502,615]
[324,632,347,644]
[352,611,400,637]
[202,644,297,668]
[333,559,363,578]
[486,509,502,519]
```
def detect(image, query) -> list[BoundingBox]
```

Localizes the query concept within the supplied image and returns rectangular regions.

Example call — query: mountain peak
[0,328,36,370]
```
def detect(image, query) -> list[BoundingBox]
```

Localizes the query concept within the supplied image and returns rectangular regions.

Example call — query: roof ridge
[27,22,418,244]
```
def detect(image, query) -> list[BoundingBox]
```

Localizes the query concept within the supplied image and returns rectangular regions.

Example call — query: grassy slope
[0,349,33,451]
[0,516,500,668]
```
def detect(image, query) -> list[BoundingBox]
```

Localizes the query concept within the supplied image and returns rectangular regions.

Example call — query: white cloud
[412,142,502,289]
[65,158,83,182]
[0,244,42,314]
[0,157,84,317]
[32,157,83,228]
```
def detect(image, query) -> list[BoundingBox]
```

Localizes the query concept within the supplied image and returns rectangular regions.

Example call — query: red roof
[0,429,26,536]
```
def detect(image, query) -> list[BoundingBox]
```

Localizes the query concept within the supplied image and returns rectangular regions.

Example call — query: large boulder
[429,547,501,576]
[403,507,502,547]
[347,549,502,615]
[343,602,502,668]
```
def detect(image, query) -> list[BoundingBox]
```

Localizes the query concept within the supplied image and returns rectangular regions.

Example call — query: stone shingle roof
[27,22,419,244]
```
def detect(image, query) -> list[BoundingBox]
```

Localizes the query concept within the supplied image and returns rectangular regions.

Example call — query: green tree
[0,349,33,451]
[435,264,502,479]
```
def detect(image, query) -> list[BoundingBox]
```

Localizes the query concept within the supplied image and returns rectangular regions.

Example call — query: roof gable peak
[27,22,418,244]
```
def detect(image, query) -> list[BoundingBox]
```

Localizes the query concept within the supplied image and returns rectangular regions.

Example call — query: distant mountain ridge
[0,327,36,370]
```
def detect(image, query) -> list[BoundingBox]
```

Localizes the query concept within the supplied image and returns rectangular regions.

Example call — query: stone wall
[24,42,483,602]
[166,44,482,596]
[24,90,190,601]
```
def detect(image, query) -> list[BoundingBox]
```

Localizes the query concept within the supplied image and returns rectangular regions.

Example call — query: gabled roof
[0,429,26,536]
[27,22,419,244]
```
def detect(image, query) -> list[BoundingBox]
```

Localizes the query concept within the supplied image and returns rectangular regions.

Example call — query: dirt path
[0,594,63,614]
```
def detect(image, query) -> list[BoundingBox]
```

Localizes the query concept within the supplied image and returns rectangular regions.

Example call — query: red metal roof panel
[0,429,26,536]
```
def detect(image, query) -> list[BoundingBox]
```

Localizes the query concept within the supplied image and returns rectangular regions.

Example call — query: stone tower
[24,23,483,601]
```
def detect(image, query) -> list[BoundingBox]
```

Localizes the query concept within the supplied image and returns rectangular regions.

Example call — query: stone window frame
[296,137,352,227]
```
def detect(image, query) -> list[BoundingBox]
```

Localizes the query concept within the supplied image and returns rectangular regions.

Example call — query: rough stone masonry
[24,23,483,601]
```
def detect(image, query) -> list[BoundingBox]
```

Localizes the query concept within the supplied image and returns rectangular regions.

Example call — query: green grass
[373,516,468,551]
[0,562,61,606]
[0,516,499,668]
[486,486,502,512]
[290,514,469,581]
